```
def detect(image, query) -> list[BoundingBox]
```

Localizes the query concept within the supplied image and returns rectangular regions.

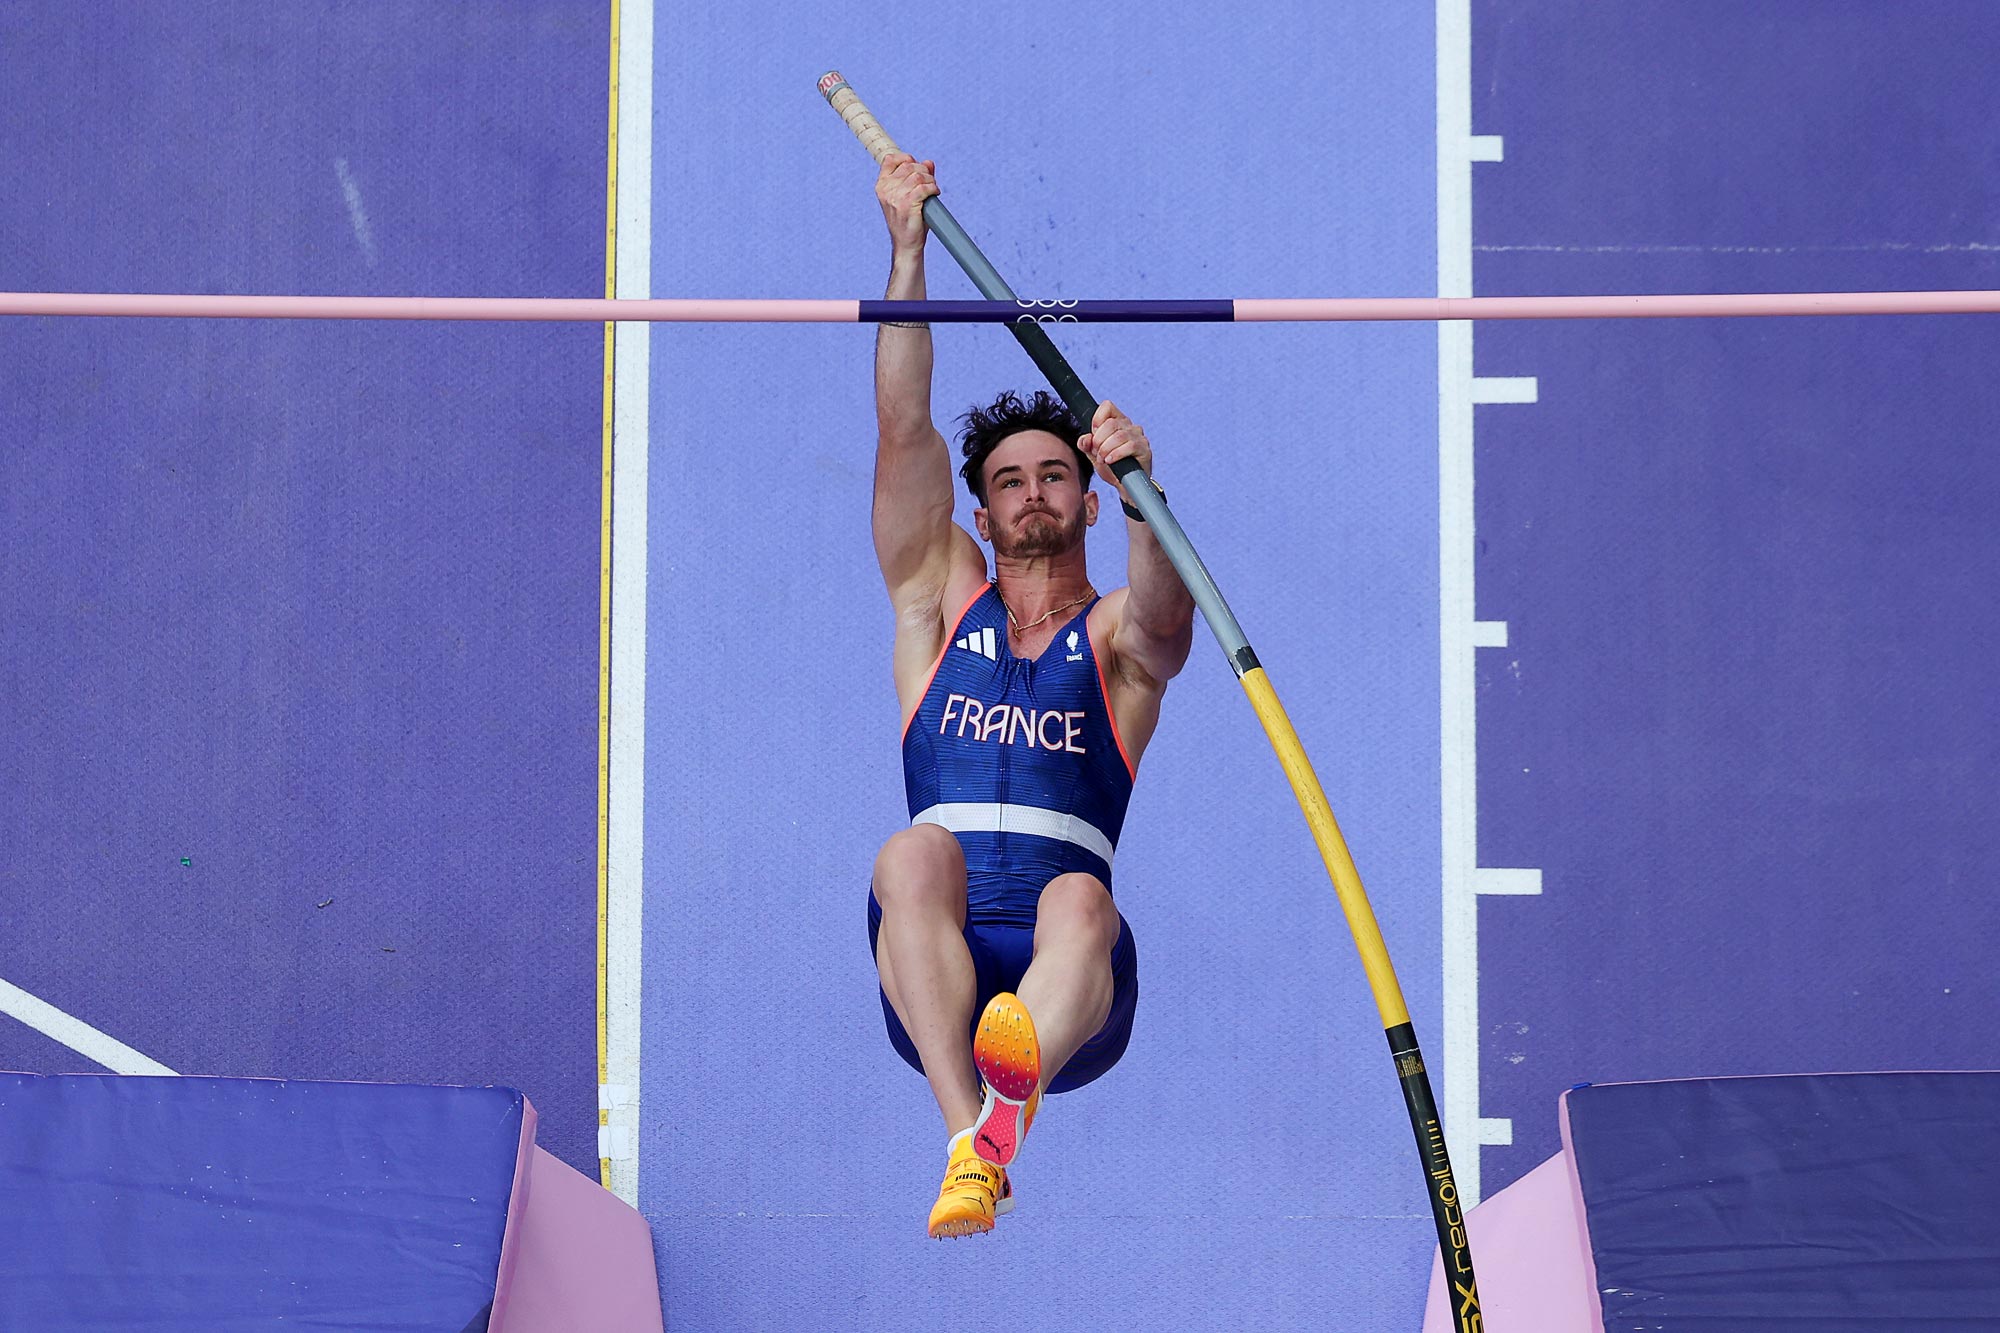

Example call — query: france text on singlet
[901,584,1136,928]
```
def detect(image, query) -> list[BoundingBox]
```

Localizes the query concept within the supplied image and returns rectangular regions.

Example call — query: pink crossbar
[1235,291,2000,320]
[0,293,859,322]
[4,290,1999,323]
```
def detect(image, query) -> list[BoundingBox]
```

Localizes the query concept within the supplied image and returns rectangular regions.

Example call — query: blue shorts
[866,884,1139,1094]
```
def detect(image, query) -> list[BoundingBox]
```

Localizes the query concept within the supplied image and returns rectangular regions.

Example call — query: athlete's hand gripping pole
[819,71,1482,1325]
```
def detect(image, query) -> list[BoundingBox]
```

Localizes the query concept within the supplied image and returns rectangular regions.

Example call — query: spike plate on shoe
[971,992,1041,1167]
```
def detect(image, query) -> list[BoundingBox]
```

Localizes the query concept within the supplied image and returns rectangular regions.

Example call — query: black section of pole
[1387,1023,1482,1330]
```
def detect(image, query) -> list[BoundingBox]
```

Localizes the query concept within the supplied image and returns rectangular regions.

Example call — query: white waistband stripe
[911,802,1115,866]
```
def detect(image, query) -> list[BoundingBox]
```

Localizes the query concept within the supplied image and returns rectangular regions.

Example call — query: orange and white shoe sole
[970,992,1040,1168]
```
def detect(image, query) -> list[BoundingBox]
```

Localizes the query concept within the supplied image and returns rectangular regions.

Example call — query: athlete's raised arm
[1081,402,1196,688]
[872,153,981,613]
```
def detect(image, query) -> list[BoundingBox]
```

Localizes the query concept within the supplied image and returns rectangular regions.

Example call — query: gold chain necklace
[1002,586,1095,634]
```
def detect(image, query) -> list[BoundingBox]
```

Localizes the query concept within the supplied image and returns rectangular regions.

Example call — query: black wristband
[1120,478,1164,522]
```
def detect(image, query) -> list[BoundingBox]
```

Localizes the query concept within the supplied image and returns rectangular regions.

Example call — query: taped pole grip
[818,72,903,163]
[819,72,1025,332]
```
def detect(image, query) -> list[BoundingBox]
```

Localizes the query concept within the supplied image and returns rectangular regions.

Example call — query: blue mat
[1568,1072,2000,1331]
[0,1074,525,1332]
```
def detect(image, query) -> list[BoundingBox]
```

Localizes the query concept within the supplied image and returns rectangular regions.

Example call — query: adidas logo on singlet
[955,627,999,660]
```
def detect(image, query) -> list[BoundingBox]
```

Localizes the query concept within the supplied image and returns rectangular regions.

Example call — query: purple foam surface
[1561,1072,2000,1331]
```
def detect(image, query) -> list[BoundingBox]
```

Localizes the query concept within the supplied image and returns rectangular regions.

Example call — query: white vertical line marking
[0,977,178,1076]
[604,0,654,1211]
[1471,620,1508,649]
[1437,0,1486,1208]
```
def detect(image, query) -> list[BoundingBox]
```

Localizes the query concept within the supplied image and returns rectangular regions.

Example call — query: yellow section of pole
[1237,667,1411,1030]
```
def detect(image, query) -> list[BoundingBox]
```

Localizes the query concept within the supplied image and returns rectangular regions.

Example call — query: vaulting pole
[818,70,1482,1326]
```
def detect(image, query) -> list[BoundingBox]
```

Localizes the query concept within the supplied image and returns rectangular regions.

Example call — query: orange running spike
[928,1133,1008,1239]
[971,993,1041,1167]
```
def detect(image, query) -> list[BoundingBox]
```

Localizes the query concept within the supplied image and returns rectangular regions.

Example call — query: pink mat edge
[493,1145,664,1333]
[487,1093,538,1329]
[1556,1089,1607,1333]
[1420,1150,1595,1333]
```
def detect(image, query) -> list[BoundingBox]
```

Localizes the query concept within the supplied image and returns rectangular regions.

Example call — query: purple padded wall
[1564,1073,2000,1332]
[0,1074,525,1332]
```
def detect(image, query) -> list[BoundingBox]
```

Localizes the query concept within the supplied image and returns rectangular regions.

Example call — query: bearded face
[995,502,1086,557]
[976,430,1095,557]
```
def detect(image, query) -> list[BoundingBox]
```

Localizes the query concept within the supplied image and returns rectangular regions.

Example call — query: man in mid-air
[865,150,1197,1239]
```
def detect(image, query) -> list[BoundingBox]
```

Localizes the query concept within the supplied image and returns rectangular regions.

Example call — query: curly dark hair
[955,389,1093,505]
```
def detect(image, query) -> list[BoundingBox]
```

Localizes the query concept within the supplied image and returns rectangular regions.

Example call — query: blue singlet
[900,583,1137,928]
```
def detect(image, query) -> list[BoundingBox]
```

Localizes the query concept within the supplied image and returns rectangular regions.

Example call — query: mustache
[997,503,1085,557]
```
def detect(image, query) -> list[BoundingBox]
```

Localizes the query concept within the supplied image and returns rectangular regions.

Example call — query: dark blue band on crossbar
[859,299,1235,324]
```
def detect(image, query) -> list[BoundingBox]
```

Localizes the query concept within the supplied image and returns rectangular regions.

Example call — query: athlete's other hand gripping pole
[820,71,1482,1325]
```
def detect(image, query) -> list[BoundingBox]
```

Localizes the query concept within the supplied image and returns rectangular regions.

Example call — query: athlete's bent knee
[1035,873,1120,949]
[873,824,967,916]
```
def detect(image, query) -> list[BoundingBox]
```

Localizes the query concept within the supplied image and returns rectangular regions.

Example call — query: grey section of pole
[915,194,1259,676]
[917,199,1014,306]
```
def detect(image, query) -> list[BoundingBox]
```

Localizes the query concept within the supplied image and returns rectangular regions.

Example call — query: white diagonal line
[0,976,177,1076]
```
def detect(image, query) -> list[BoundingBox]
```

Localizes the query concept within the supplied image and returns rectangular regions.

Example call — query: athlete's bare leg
[872,825,984,1135]
[1015,873,1120,1093]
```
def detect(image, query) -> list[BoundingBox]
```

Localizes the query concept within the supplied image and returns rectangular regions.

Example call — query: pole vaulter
[818,70,1483,1323]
